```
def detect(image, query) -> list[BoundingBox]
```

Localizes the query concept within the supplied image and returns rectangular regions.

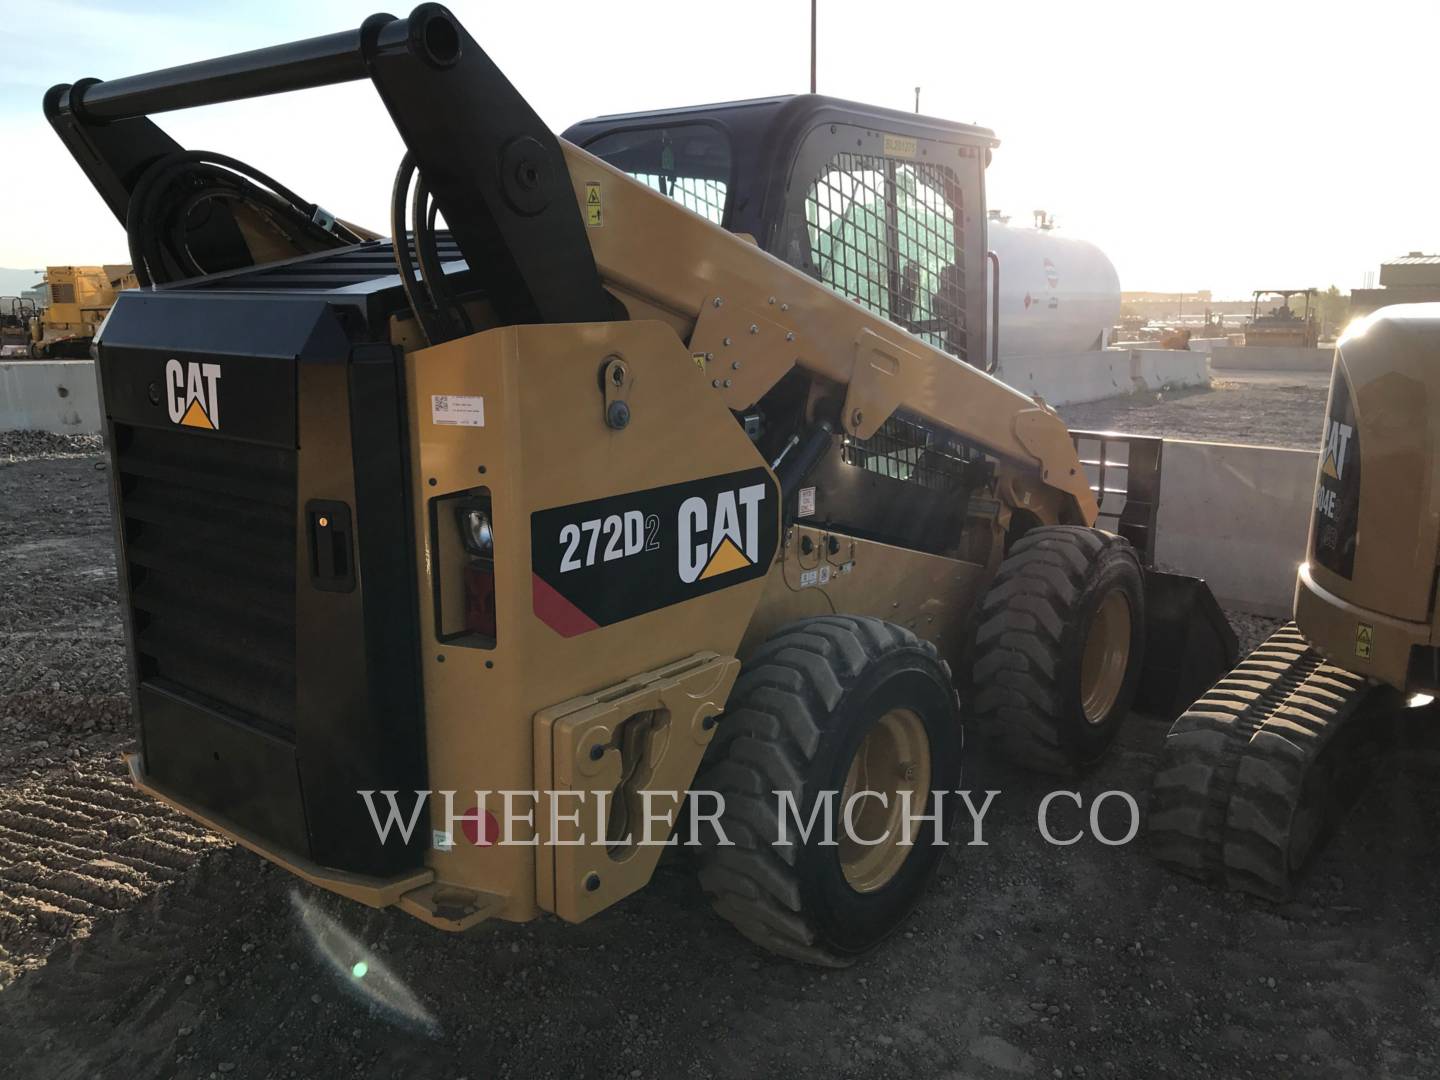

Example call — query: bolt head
[723,378,732,388]
[731,361,741,370]
[749,324,759,335]
[606,400,631,429]
[785,331,796,342]
[713,297,724,308]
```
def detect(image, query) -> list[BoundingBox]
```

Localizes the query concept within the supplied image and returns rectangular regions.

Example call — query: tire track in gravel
[1,452,231,988]
[0,756,228,989]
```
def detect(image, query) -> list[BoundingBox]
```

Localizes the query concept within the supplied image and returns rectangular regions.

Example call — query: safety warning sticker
[431,394,484,427]
[1355,622,1374,660]
[586,182,603,227]
[798,486,816,518]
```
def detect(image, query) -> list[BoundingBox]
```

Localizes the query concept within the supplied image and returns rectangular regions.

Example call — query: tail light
[431,490,497,648]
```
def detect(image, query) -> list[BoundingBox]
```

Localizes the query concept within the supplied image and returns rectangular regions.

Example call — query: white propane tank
[987,219,1120,359]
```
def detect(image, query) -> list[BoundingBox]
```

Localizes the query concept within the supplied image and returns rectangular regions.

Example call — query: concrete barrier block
[0,360,101,434]
[1185,337,1228,354]
[1145,349,1211,390]
[995,347,1208,407]
[1210,345,1333,372]
[996,350,1132,407]
[1154,439,1318,617]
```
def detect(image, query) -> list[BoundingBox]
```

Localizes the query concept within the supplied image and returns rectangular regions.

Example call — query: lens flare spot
[291,891,440,1036]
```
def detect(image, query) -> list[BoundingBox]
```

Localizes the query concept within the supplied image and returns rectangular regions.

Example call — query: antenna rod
[810,0,817,93]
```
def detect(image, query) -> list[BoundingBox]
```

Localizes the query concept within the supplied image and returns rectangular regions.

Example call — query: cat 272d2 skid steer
[48,6,1233,964]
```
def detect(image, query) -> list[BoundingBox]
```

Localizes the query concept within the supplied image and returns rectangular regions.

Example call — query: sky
[1,0,1435,297]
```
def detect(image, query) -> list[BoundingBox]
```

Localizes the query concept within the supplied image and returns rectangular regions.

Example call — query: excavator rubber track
[1150,622,1399,901]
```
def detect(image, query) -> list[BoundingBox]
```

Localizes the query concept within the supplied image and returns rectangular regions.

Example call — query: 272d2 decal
[531,468,779,637]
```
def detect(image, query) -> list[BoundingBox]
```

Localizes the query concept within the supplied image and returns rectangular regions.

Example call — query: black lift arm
[45,3,613,329]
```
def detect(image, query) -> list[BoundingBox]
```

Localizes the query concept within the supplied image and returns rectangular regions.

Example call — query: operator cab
[564,96,997,370]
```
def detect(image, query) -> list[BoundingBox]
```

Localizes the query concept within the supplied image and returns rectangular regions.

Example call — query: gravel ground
[0,447,223,997]
[1061,371,1330,450]
[0,430,103,465]
[2,436,1438,1080]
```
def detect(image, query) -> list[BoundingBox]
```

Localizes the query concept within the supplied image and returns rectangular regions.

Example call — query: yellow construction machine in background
[26,264,136,357]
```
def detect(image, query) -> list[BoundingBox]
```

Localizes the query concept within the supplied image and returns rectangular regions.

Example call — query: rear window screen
[583,123,730,225]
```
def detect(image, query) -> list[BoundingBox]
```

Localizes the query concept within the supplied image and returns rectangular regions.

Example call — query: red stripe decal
[531,573,600,637]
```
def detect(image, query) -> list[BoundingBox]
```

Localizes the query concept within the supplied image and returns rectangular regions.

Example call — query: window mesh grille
[805,154,965,361]
[627,173,727,225]
[842,412,984,491]
[50,283,76,305]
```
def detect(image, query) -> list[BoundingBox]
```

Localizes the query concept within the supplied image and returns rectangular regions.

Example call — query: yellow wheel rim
[1080,590,1132,724]
[837,707,931,893]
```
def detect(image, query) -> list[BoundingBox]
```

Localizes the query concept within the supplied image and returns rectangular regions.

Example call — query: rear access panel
[100,291,429,879]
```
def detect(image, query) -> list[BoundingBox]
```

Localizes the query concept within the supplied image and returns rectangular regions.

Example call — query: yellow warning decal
[692,353,708,373]
[883,134,918,158]
[179,397,216,430]
[1355,622,1374,659]
[585,182,602,227]
[699,536,752,580]
[1321,451,1339,480]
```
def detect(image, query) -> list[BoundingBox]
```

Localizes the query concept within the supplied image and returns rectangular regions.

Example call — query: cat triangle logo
[180,397,215,430]
[164,358,221,432]
[678,482,767,585]
[1321,417,1352,481]
[699,536,752,580]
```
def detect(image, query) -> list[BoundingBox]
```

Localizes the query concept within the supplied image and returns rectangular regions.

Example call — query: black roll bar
[45,5,614,330]
[70,28,374,122]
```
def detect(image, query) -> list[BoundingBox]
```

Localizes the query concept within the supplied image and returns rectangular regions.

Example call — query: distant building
[1349,253,1440,319]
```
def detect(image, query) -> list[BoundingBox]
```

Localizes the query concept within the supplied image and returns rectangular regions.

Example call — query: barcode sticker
[431,394,484,427]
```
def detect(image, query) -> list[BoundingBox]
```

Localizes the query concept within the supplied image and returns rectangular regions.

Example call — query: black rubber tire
[696,615,962,966]
[1149,622,1398,901]
[970,525,1145,773]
